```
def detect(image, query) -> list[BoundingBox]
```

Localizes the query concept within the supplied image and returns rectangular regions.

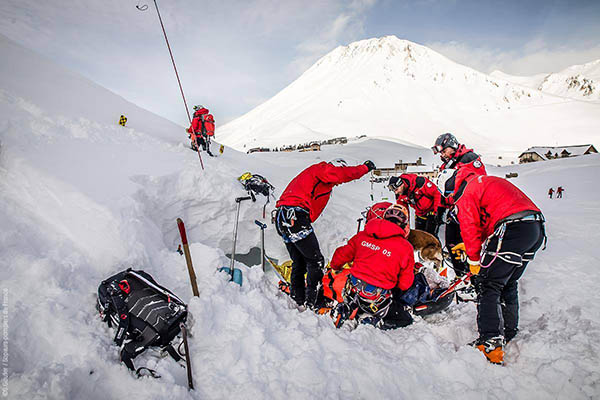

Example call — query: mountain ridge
[218,35,600,160]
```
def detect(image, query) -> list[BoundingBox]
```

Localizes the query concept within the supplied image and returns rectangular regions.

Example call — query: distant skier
[556,186,564,199]
[329,202,415,329]
[186,105,214,156]
[548,187,554,199]
[388,173,441,236]
[438,164,546,365]
[432,132,487,276]
[275,158,375,310]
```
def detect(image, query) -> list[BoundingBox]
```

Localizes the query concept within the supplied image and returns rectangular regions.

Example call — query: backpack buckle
[119,280,130,294]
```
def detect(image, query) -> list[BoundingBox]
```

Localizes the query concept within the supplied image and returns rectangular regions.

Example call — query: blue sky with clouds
[1,0,599,125]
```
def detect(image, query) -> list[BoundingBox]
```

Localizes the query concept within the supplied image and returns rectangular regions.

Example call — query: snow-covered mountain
[492,59,600,102]
[3,33,600,400]
[218,36,600,161]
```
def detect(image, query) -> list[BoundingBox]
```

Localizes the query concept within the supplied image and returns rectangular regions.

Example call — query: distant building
[299,142,321,152]
[247,147,271,154]
[373,157,438,180]
[518,144,597,163]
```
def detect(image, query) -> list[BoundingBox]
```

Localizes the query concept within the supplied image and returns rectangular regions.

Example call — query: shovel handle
[236,196,252,202]
[255,220,267,229]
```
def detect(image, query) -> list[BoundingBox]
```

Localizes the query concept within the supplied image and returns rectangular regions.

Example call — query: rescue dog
[407,229,443,268]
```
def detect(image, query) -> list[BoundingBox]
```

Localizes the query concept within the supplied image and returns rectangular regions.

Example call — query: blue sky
[1,0,599,126]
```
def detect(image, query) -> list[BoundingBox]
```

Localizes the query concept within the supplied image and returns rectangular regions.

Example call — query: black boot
[505,328,518,343]
[305,286,319,310]
[289,285,305,307]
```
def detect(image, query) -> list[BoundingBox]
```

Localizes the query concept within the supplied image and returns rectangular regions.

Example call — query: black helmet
[388,176,401,191]
[432,133,459,154]
[387,176,409,191]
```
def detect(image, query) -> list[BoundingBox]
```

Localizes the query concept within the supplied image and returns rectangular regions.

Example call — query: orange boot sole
[477,344,504,365]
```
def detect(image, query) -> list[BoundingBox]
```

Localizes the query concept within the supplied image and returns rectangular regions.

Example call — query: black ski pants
[381,294,413,329]
[285,231,325,306]
[475,220,545,340]
[445,219,468,276]
[415,213,440,237]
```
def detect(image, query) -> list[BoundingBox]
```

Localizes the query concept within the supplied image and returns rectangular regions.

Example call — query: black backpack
[97,268,188,373]
[238,172,275,198]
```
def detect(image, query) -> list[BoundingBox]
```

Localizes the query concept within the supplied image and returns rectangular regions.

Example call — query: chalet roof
[518,144,596,159]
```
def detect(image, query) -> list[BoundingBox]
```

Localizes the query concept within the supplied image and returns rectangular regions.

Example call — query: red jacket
[455,171,541,262]
[276,162,369,222]
[187,108,209,135]
[440,144,487,175]
[330,219,415,290]
[396,174,441,216]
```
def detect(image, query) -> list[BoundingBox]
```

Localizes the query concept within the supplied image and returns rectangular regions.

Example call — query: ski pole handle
[255,220,267,229]
[236,196,252,202]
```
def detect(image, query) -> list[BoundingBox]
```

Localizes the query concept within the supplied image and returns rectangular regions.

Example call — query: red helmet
[365,201,392,222]
[384,203,410,237]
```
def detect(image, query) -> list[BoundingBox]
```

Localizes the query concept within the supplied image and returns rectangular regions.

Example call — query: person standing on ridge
[187,105,214,156]
[275,158,375,310]
[437,164,546,365]
[432,133,487,276]
[548,187,554,199]
[388,173,441,236]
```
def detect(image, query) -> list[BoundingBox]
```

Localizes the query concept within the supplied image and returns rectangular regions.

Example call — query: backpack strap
[120,325,159,371]
[105,281,130,346]
[164,343,183,362]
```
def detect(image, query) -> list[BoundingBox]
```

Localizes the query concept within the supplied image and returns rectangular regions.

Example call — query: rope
[151,0,204,169]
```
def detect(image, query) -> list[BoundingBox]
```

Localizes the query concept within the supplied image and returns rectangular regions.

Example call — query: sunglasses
[431,145,443,154]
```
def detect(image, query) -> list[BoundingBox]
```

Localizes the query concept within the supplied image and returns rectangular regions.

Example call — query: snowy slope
[492,59,600,102]
[2,35,600,400]
[217,36,600,161]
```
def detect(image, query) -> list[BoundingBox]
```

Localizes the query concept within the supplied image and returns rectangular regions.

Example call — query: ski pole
[229,196,252,280]
[255,220,267,272]
[177,218,200,297]
[180,323,194,390]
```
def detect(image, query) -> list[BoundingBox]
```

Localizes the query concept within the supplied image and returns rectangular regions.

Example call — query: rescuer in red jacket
[432,133,487,277]
[388,173,441,236]
[438,164,546,365]
[432,132,487,174]
[329,202,415,329]
[186,105,213,155]
[275,158,375,309]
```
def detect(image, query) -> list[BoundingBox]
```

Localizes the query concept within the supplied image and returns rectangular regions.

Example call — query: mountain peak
[317,36,435,68]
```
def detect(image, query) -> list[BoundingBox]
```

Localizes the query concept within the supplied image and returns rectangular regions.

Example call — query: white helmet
[329,158,348,167]
[436,168,457,198]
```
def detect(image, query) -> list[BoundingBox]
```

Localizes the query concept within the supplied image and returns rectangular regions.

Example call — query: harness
[343,275,392,319]
[275,206,313,243]
[480,212,547,268]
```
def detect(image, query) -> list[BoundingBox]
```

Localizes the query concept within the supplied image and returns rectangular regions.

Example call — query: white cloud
[288,0,377,76]
[426,39,600,76]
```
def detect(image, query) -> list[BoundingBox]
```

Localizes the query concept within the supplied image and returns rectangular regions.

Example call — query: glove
[364,160,376,171]
[451,243,466,262]
[468,259,481,275]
